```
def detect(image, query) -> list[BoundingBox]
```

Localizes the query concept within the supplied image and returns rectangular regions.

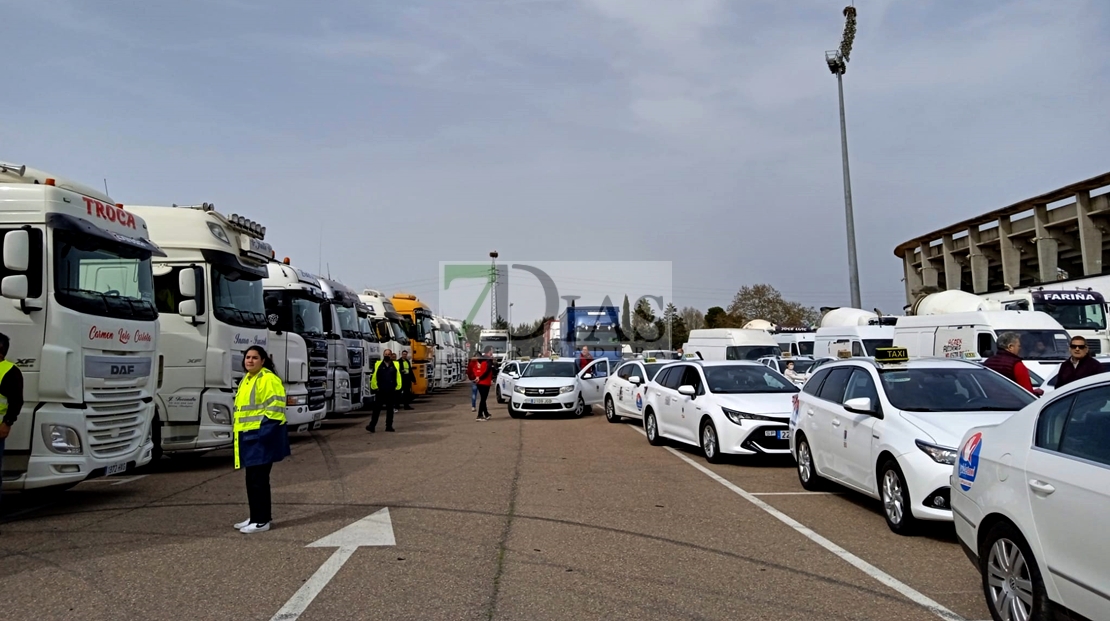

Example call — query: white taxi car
[953,374,1110,621]
[495,358,530,404]
[642,361,798,463]
[508,356,609,419]
[603,358,669,423]
[791,349,1036,535]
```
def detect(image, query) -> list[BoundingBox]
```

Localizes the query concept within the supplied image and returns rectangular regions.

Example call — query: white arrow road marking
[270,508,396,621]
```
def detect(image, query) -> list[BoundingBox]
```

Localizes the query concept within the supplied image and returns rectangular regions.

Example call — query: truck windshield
[575,325,620,345]
[1005,329,1071,360]
[53,230,157,320]
[335,305,360,339]
[358,316,378,342]
[481,336,508,354]
[862,339,894,355]
[725,345,782,360]
[390,319,411,344]
[212,266,266,329]
[880,368,1035,412]
[292,297,325,336]
[1033,302,1108,331]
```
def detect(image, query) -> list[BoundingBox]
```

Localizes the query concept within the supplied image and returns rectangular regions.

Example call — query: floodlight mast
[827,5,861,309]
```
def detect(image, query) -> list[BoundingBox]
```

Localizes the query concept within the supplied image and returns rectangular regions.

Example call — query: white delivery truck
[262,259,330,430]
[773,327,816,356]
[318,278,360,414]
[127,204,311,455]
[893,310,1071,378]
[978,286,1110,354]
[682,328,781,361]
[479,329,510,363]
[360,289,411,361]
[813,308,895,358]
[0,162,159,489]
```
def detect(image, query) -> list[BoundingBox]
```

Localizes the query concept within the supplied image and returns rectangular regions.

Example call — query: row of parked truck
[0,162,470,491]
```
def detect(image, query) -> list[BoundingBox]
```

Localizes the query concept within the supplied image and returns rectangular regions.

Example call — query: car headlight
[722,407,781,425]
[514,385,526,394]
[560,385,575,393]
[287,394,306,406]
[42,424,82,455]
[208,403,232,425]
[915,440,957,465]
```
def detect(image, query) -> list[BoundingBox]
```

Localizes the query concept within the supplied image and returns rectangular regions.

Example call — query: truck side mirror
[178,299,198,317]
[1,275,28,300]
[3,230,29,272]
[178,267,197,299]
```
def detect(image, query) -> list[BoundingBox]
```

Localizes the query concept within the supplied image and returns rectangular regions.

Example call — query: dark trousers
[477,384,491,418]
[401,379,413,407]
[245,463,273,524]
[370,390,395,430]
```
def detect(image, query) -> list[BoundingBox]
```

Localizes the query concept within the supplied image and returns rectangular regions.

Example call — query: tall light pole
[508,302,514,356]
[489,251,499,328]
[826,5,861,309]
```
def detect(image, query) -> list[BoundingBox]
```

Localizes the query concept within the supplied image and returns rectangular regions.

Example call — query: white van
[813,325,894,358]
[892,310,1070,377]
[682,329,781,361]
[773,329,815,356]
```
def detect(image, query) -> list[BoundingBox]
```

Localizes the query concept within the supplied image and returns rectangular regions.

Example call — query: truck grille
[86,400,146,459]
[348,348,363,368]
[1088,340,1102,355]
[304,336,329,409]
[349,372,363,402]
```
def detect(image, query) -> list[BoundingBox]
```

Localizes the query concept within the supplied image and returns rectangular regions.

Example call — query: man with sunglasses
[1054,335,1105,389]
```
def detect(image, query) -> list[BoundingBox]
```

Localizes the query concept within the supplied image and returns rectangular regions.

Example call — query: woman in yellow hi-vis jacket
[233,345,290,534]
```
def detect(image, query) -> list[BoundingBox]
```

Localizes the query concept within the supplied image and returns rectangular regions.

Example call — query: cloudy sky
[4,0,1109,322]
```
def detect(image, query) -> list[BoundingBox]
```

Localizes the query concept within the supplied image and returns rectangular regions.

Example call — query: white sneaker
[239,522,271,534]
[471,407,476,412]
[234,518,251,529]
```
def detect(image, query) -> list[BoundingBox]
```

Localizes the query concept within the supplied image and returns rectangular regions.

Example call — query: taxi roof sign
[873,347,909,363]
[643,357,657,363]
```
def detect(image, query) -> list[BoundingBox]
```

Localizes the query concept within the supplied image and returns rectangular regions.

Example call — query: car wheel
[496,386,505,404]
[795,435,823,491]
[604,396,621,423]
[573,396,587,418]
[700,420,722,464]
[644,409,663,446]
[880,459,917,535]
[980,521,1052,621]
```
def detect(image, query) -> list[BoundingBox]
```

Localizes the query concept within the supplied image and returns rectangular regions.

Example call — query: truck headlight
[42,424,82,455]
[514,385,526,394]
[560,385,575,393]
[208,403,232,425]
[915,440,957,465]
[338,378,350,390]
[287,394,306,406]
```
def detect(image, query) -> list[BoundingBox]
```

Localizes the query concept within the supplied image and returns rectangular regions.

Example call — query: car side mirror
[178,299,198,317]
[628,375,642,385]
[582,373,593,380]
[3,229,29,272]
[678,385,696,397]
[843,397,875,414]
[509,372,519,379]
[178,267,197,299]
[1,275,27,300]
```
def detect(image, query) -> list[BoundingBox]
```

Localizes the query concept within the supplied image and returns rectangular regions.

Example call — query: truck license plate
[105,462,128,476]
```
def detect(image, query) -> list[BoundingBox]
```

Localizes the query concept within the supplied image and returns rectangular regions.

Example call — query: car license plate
[105,462,128,476]
[777,430,791,440]
[527,398,553,404]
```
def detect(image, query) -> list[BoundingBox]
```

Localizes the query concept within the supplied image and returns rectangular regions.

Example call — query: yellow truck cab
[390,292,434,395]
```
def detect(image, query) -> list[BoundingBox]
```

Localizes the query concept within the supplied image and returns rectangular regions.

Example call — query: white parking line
[629,425,965,621]
[750,491,841,496]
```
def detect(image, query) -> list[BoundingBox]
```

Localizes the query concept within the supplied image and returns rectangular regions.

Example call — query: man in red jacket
[983,332,1034,393]
[578,346,593,371]
[470,347,495,421]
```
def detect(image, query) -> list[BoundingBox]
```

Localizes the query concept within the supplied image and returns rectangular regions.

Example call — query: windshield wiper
[216,305,249,324]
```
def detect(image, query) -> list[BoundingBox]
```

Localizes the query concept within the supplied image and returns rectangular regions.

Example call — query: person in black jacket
[0,332,24,509]
[1055,336,1105,389]
[398,350,415,410]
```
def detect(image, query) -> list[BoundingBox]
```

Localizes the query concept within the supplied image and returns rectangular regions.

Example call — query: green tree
[621,295,632,338]
[704,306,742,328]
[661,303,687,350]
[632,298,660,341]
[727,284,819,327]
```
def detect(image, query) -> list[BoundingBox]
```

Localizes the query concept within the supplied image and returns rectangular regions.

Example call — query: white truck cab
[356,300,381,408]
[126,204,282,456]
[682,329,782,361]
[980,287,1110,354]
[0,162,160,489]
[318,278,360,415]
[360,289,411,362]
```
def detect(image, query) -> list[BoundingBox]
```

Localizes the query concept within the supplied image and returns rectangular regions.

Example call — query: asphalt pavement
[0,387,990,621]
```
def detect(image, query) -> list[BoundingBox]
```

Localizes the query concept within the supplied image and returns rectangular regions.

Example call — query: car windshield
[704,365,800,394]
[863,339,893,355]
[1006,329,1071,361]
[780,359,816,373]
[879,368,1036,412]
[725,345,782,360]
[521,361,578,378]
[644,363,666,380]
[212,265,267,329]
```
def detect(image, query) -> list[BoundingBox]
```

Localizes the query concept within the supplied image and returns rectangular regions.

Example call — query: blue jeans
[471,383,478,407]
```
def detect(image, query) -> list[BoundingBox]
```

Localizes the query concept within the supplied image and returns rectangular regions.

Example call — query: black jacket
[1055,355,1105,389]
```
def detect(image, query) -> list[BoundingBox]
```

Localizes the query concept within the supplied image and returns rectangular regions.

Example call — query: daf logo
[111,364,136,375]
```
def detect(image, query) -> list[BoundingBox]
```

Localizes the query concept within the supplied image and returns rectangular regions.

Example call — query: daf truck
[319,277,361,413]
[126,204,295,457]
[263,259,329,426]
[391,292,434,395]
[0,162,159,489]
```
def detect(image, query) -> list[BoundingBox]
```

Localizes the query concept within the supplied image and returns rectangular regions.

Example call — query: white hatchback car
[508,357,609,419]
[642,361,799,462]
[603,358,669,423]
[791,354,1036,535]
[953,374,1110,621]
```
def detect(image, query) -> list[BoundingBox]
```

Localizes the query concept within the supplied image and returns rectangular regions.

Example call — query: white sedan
[603,358,668,423]
[642,361,798,462]
[791,355,1036,535]
[953,374,1110,621]
[509,357,609,419]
